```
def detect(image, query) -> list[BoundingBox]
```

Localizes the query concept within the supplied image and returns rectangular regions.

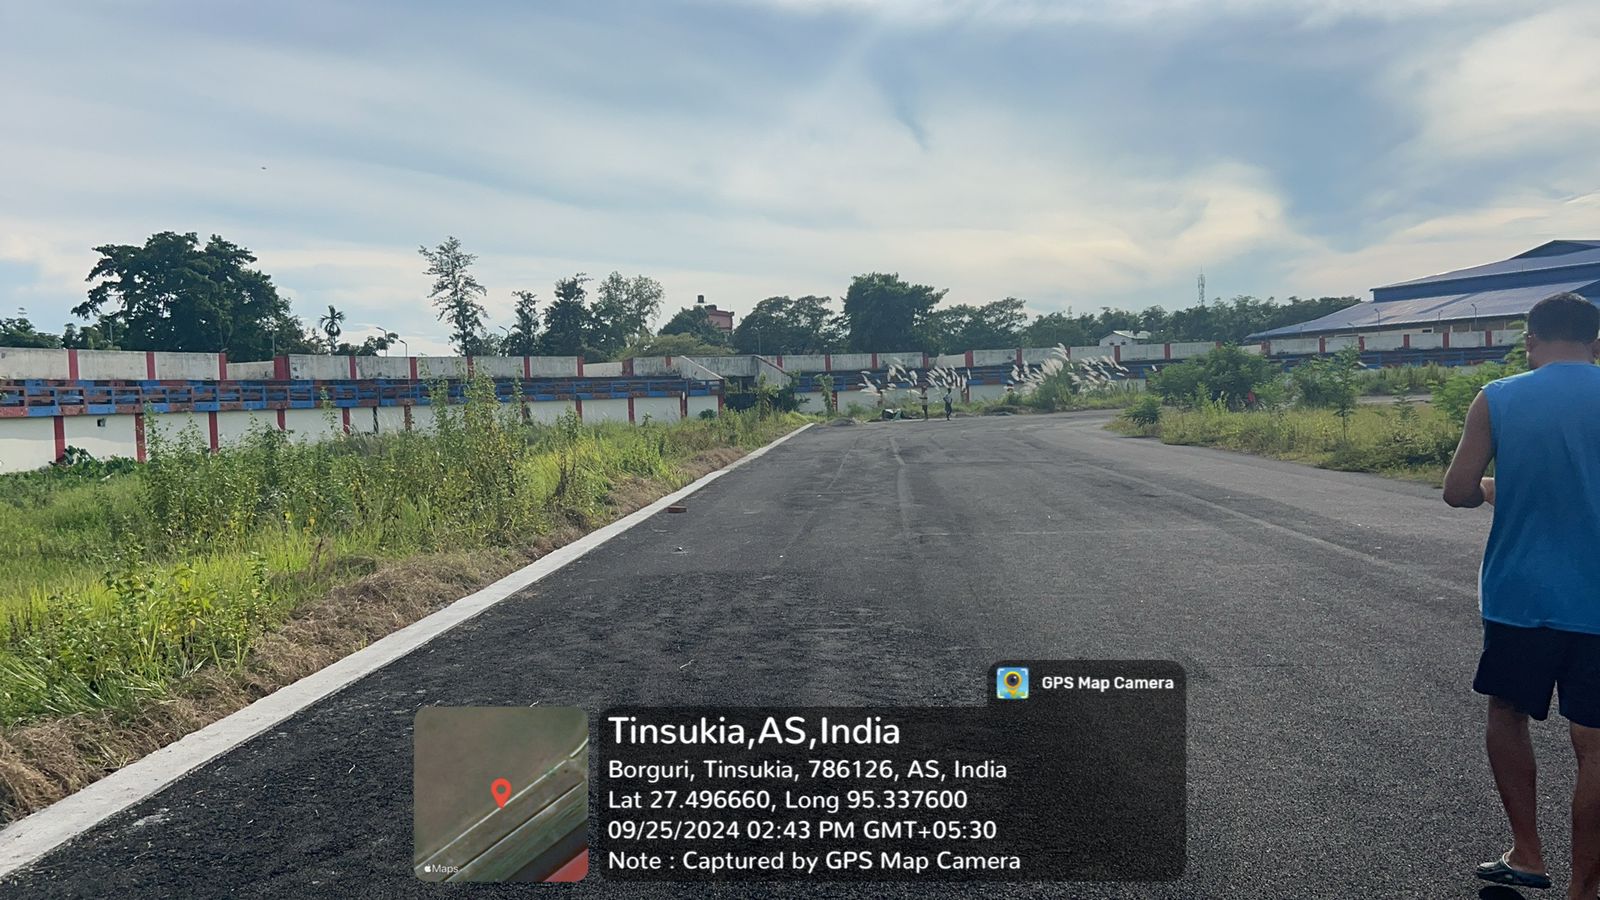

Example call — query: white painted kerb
[0,423,814,880]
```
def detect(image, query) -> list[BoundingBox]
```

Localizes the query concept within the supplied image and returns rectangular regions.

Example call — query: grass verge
[0,386,802,823]
[1109,400,1460,483]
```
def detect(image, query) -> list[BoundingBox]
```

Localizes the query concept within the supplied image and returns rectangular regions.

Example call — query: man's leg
[1487,697,1547,875]
[1572,723,1600,899]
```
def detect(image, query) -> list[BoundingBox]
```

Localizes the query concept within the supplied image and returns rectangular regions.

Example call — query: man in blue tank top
[1444,291,1600,898]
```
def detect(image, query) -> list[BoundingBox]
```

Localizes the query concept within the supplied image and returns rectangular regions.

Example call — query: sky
[1,0,1597,355]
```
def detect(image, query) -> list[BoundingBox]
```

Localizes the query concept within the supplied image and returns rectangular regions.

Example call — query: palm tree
[318,305,345,354]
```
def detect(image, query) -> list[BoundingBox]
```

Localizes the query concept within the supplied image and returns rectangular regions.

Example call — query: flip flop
[1474,852,1551,889]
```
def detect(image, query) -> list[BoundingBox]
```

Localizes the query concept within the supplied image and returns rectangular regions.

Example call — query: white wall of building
[79,351,152,380]
[61,414,138,460]
[634,396,682,423]
[0,418,57,470]
[686,395,721,419]
[0,348,71,380]
[354,357,410,379]
[582,397,630,423]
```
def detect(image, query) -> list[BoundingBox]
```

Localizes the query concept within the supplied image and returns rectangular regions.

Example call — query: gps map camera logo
[996,667,1029,700]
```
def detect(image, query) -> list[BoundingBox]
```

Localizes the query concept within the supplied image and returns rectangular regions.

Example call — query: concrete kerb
[0,422,815,881]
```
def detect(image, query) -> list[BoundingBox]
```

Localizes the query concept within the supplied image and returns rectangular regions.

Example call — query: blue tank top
[1480,362,1600,635]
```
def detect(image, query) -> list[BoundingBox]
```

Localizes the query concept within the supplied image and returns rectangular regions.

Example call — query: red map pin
[490,778,512,809]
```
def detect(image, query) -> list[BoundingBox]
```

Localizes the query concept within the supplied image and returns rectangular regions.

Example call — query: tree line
[0,230,1360,361]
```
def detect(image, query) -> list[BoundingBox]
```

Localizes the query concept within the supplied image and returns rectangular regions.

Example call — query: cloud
[716,0,1506,26]
[1283,190,1600,296]
[1389,3,1600,159]
[0,0,1593,350]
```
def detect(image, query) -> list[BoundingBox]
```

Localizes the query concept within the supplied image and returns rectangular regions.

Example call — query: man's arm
[1443,391,1494,508]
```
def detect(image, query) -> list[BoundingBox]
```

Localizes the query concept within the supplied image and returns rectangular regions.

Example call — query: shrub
[1150,344,1276,409]
[1433,363,1516,423]
[1123,395,1161,429]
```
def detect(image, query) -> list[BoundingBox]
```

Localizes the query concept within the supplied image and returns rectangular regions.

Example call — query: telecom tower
[1197,273,1206,307]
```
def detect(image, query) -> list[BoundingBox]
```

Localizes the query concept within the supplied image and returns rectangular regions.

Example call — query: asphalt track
[4,411,1572,899]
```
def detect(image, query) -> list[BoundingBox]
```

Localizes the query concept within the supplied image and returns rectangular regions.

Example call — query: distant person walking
[943,387,954,421]
[1444,292,1600,899]
[919,386,929,421]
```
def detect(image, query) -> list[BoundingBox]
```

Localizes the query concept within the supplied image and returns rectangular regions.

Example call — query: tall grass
[1115,399,1460,478]
[0,381,802,724]
[1355,363,1453,396]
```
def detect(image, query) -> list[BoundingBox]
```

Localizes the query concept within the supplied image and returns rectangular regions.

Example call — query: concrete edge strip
[0,422,815,880]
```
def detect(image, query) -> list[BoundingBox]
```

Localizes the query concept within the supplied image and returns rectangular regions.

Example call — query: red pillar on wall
[1358,336,1366,351]
[341,408,351,434]
[134,413,147,462]
[824,355,833,372]
[574,397,584,421]
[576,359,585,377]
[1402,333,1411,349]
[276,409,287,431]
[275,355,290,380]
[1113,345,1122,364]
[680,393,689,419]
[870,353,879,370]
[347,356,357,379]
[623,358,635,377]
[1318,337,1327,354]
[627,396,636,423]
[408,357,419,380]
[207,411,220,451]
[403,405,413,432]
[53,416,66,462]
[67,349,79,380]
[1164,343,1172,360]
[145,351,157,379]
[1442,332,1452,349]
[219,352,229,380]
[1015,348,1024,366]
[963,350,974,367]
[523,356,531,379]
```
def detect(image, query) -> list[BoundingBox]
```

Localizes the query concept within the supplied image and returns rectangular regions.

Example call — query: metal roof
[1247,280,1600,340]
[1377,242,1600,290]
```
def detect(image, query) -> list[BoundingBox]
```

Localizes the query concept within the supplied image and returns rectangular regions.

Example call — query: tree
[842,273,945,351]
[591,272,664,359]
[732,295,844,355]
[1022,312,1091,349]
[333,331,398,356]
[318,305,345,354]
[502,290,541,356]
[2,313,62,348]
[921,297,1027,353]
[621,332,735,358]
[540,274,593,357]
[60,323,114,349]
[419,236,489,355]
[74,231,297,358]
[659,306,729,346]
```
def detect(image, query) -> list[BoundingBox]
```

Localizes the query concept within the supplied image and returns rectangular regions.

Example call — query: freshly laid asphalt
[4,411,1571,899]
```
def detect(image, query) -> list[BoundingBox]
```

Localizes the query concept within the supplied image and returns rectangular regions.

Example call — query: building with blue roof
[1247,240,1600,340]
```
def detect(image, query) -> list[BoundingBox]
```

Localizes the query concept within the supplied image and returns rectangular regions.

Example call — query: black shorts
[1473,619,1600,728]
